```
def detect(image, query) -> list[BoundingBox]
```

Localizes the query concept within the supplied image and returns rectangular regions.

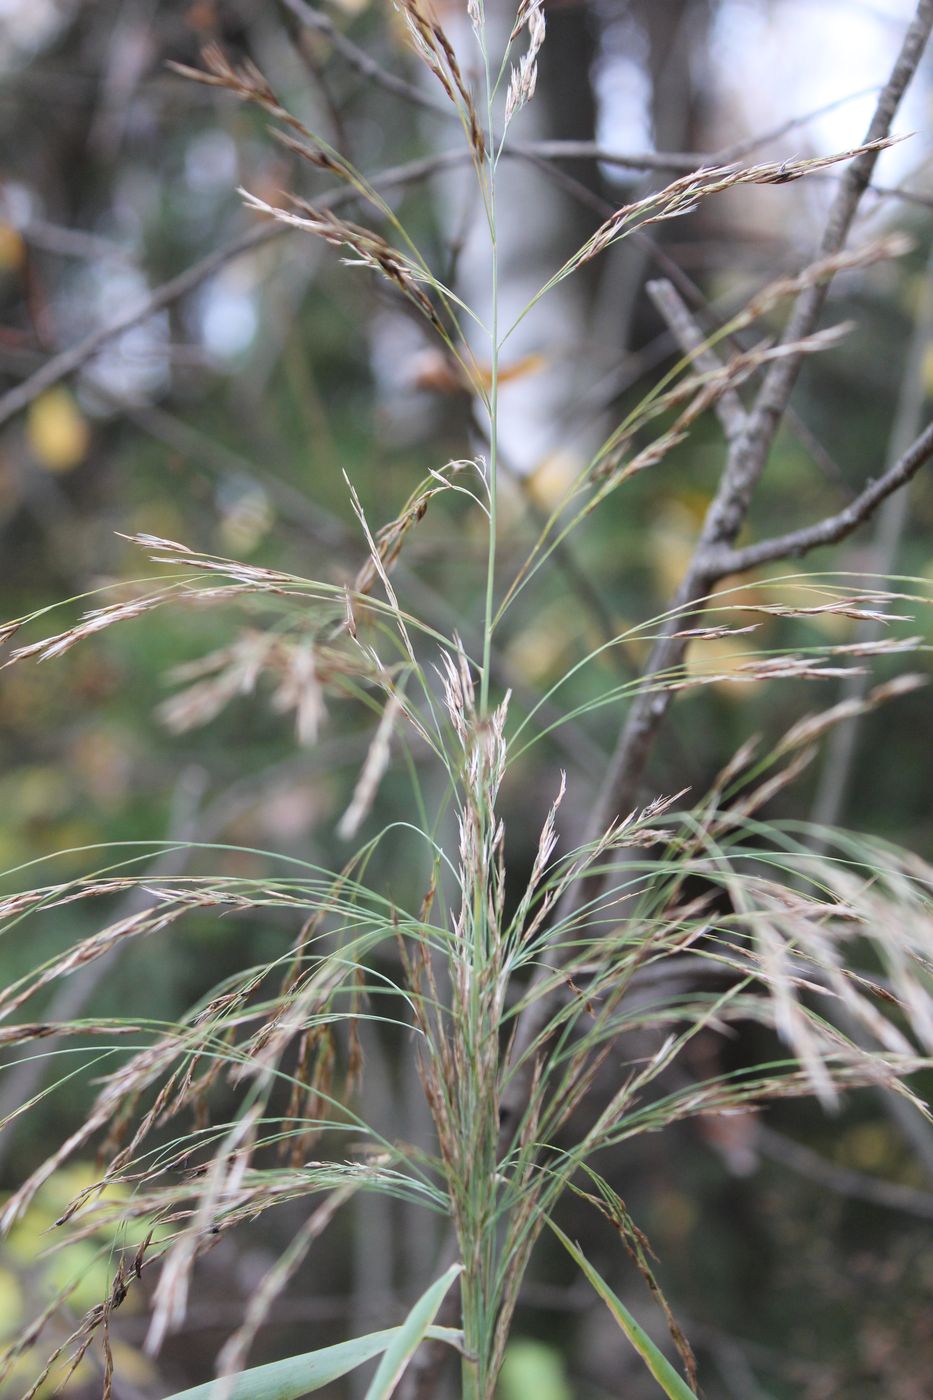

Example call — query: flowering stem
[479,25,499,720]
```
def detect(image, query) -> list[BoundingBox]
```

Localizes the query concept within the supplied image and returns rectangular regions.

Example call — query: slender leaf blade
[548,1222,699,1400]
[362,1262,463,1400]
[163,1323,463,1400]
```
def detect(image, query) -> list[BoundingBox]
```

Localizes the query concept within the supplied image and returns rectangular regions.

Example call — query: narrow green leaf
[547,1222,699,1400]
[363,1262,463,1400]
[163,1323,463,1400]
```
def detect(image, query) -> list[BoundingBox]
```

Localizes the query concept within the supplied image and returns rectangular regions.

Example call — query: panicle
[503,0,546,130]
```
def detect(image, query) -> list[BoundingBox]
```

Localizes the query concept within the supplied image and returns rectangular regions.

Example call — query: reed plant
[1,3,932,1398]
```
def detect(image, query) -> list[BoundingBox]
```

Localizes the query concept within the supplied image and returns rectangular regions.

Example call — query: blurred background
[1,0,932,1396]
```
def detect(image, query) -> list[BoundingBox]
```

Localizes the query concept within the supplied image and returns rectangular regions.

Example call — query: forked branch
[709,419,933,575]
[499,0,933,1137]
[565,0,933,854]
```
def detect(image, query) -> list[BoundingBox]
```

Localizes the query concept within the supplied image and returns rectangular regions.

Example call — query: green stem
[461,19,502,1400]
[479,229,498,718]
[479,25,499,720]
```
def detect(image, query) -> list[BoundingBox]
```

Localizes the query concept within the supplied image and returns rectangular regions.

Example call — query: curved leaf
[548,1222,699,1400]
[363,1262,463,1400]
[164,1321,464,1400]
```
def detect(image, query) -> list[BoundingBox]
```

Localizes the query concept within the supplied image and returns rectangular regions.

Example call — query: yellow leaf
[526,450,580,510]
[496,351,547,387]
[26,388,90,472]
[0,1265,23,1340]
[0,223,25,272]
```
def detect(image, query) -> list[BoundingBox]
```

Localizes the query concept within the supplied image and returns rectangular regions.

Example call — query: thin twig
[276,0,447,117]
[575,0,933,836]
[646,279,747,443]
[0,223,277,430]
[13,219,133,263]
[0,149,472,431]
[3,130,925,434]
[809,244,933,835]
[708,419,933,575]
[509,141,932,207]
[283,0,933,227]
[757,1124,933,1218]
[273,8,906,200]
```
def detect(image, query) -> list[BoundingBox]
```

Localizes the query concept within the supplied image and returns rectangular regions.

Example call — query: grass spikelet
[396,0,486,161]
[503,0,545,133]
[240,190,443,328]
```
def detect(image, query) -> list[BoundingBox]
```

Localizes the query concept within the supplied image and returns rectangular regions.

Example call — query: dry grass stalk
[587,228,914,495]
[213,1183,358,1388]
[345,473,421,671]
[592,325,850,487]
[269,642,327,746]
[396,0,486,160]
[774,674,928,755]
[168,44,280,108]
[241,189,443,329]
[3,594,168,666]
[168,44,351,183]
[734,232,914,328]
[145,1104,262,1353]
[580,138,903,264]
[503,0,545,130]
[352,459,486,597]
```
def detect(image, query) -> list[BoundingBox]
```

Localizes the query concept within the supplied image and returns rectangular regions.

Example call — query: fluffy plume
[241,189,442,328]
[503,0,546,130]
[396,0,486,159]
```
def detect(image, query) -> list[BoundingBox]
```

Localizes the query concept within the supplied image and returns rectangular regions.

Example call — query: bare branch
[713,0,933,555]
[499,0,932,1140]
[0,149,471,431]
[502,84,891,174]
[8,124,921,436]
[276,0,447,117]
[646,279,747,443]
[580,0,932,825]
[0,224,277,431]
[12,217,132,263]
[709,419,933,575]
[645,280,858,496]
[758,1125,933,1219]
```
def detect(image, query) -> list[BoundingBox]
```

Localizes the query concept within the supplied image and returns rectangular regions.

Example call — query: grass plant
[1,4,932,1398]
